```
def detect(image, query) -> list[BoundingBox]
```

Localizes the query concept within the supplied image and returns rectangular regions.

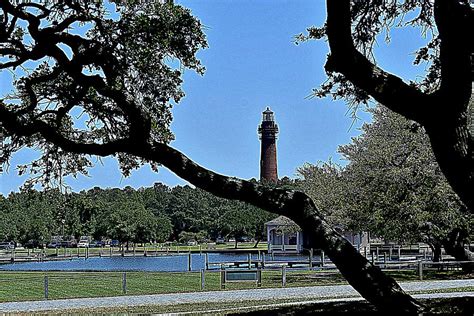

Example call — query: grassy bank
[0,269,471,302]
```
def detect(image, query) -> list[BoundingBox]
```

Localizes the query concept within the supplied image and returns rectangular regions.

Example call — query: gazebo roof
[265,215,298,227]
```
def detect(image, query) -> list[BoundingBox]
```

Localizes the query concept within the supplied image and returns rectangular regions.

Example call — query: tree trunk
[443,229,474,273]
[137,143,424,313]
[430,243,442,263]
[253,237,261,248]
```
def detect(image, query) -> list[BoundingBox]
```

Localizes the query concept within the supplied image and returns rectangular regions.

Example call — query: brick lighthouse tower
[258,107,279,182]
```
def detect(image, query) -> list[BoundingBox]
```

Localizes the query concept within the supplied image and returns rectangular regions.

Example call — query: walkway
[0,279,472,313]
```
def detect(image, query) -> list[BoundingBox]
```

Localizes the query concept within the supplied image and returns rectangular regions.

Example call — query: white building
[265,216,370,254]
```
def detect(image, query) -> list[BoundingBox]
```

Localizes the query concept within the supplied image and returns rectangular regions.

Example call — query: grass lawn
[0,269,471,302]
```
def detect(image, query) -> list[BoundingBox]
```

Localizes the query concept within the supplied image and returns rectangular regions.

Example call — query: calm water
[0,253,312,272]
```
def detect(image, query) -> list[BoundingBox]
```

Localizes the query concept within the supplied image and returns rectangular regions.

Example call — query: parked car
[60,240,77,248]
[78,236,91,248]
[187,240,197,246]
[89,240,104,248]
[0,241,15,250]
[216,237,226,244]
[110,240,120,247]
[25,239,45,249]
[47,241,61,249]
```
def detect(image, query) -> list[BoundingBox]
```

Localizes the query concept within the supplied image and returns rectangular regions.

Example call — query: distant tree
[297,161,349,229]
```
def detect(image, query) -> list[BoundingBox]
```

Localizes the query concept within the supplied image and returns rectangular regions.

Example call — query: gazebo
[265,216,304,254]
[265,216,370,254]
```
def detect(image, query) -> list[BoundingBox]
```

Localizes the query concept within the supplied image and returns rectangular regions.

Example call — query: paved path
[0,279,472,313]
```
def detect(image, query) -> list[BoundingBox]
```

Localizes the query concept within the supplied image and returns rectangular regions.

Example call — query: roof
[263,106,273,114]
[265,215,299,227]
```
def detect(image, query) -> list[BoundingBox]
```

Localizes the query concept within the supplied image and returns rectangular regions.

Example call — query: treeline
[0,183,275,246]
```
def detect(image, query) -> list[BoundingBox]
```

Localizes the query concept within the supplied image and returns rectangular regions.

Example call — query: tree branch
[325,0,431,125]
[433,0,472,110]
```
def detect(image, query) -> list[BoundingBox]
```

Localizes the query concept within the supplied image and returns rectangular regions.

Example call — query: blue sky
[0,0,429,195]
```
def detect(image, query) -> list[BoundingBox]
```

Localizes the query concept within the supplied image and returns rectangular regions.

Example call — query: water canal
[0,253,314,272]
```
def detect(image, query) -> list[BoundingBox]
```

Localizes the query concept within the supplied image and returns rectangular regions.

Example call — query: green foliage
[298,106,471,246]
[0,182,274,245]
[0,1,207,186]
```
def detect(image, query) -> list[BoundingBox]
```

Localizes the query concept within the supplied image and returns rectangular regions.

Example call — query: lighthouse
[258,107,279,182]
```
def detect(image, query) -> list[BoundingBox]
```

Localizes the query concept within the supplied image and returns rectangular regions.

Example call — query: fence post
[122,272,127,294]
[376,246,379,261]
[383,253,387,268]
[398,246,401,260]
[133,244,136,257]
[220,267,225,290]
[371,251,375,265]
[247,253,251,269]
[418,260,423,280]
[389,246,393,261]
[200,269,205,290]
[321,250,325,267]
[262,253,266,269]
[364,246,367,258]
[257,268,262,287]
[309,248,313,269]
[205,253,209,270]
[281,266,286,287]
[110,246,113,257]
[44,276,49,300]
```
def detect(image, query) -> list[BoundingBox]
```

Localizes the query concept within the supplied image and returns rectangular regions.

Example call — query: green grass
[0,268,471,303]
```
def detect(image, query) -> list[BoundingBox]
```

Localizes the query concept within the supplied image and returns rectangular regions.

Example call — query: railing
[269,244,298,252]
[0,260,471,302]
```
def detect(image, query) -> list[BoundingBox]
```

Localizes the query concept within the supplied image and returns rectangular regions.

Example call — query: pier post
[376,246,379,261]
[133,244,136,257]
[309,248,313,269]
[389,246,393,261]
[86,247,89,259]
[364,246,367,258]
[199,245,202,255]
[77,247,80,258]
[248,253,251,269]
[371,251,375,265]
[188,252,192,271]
[398,246,401,260]
[110,246,112,257]
[205,253,209,270]
[383,253,387,268]
[321,250,325,267]
[262,253,265,269]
